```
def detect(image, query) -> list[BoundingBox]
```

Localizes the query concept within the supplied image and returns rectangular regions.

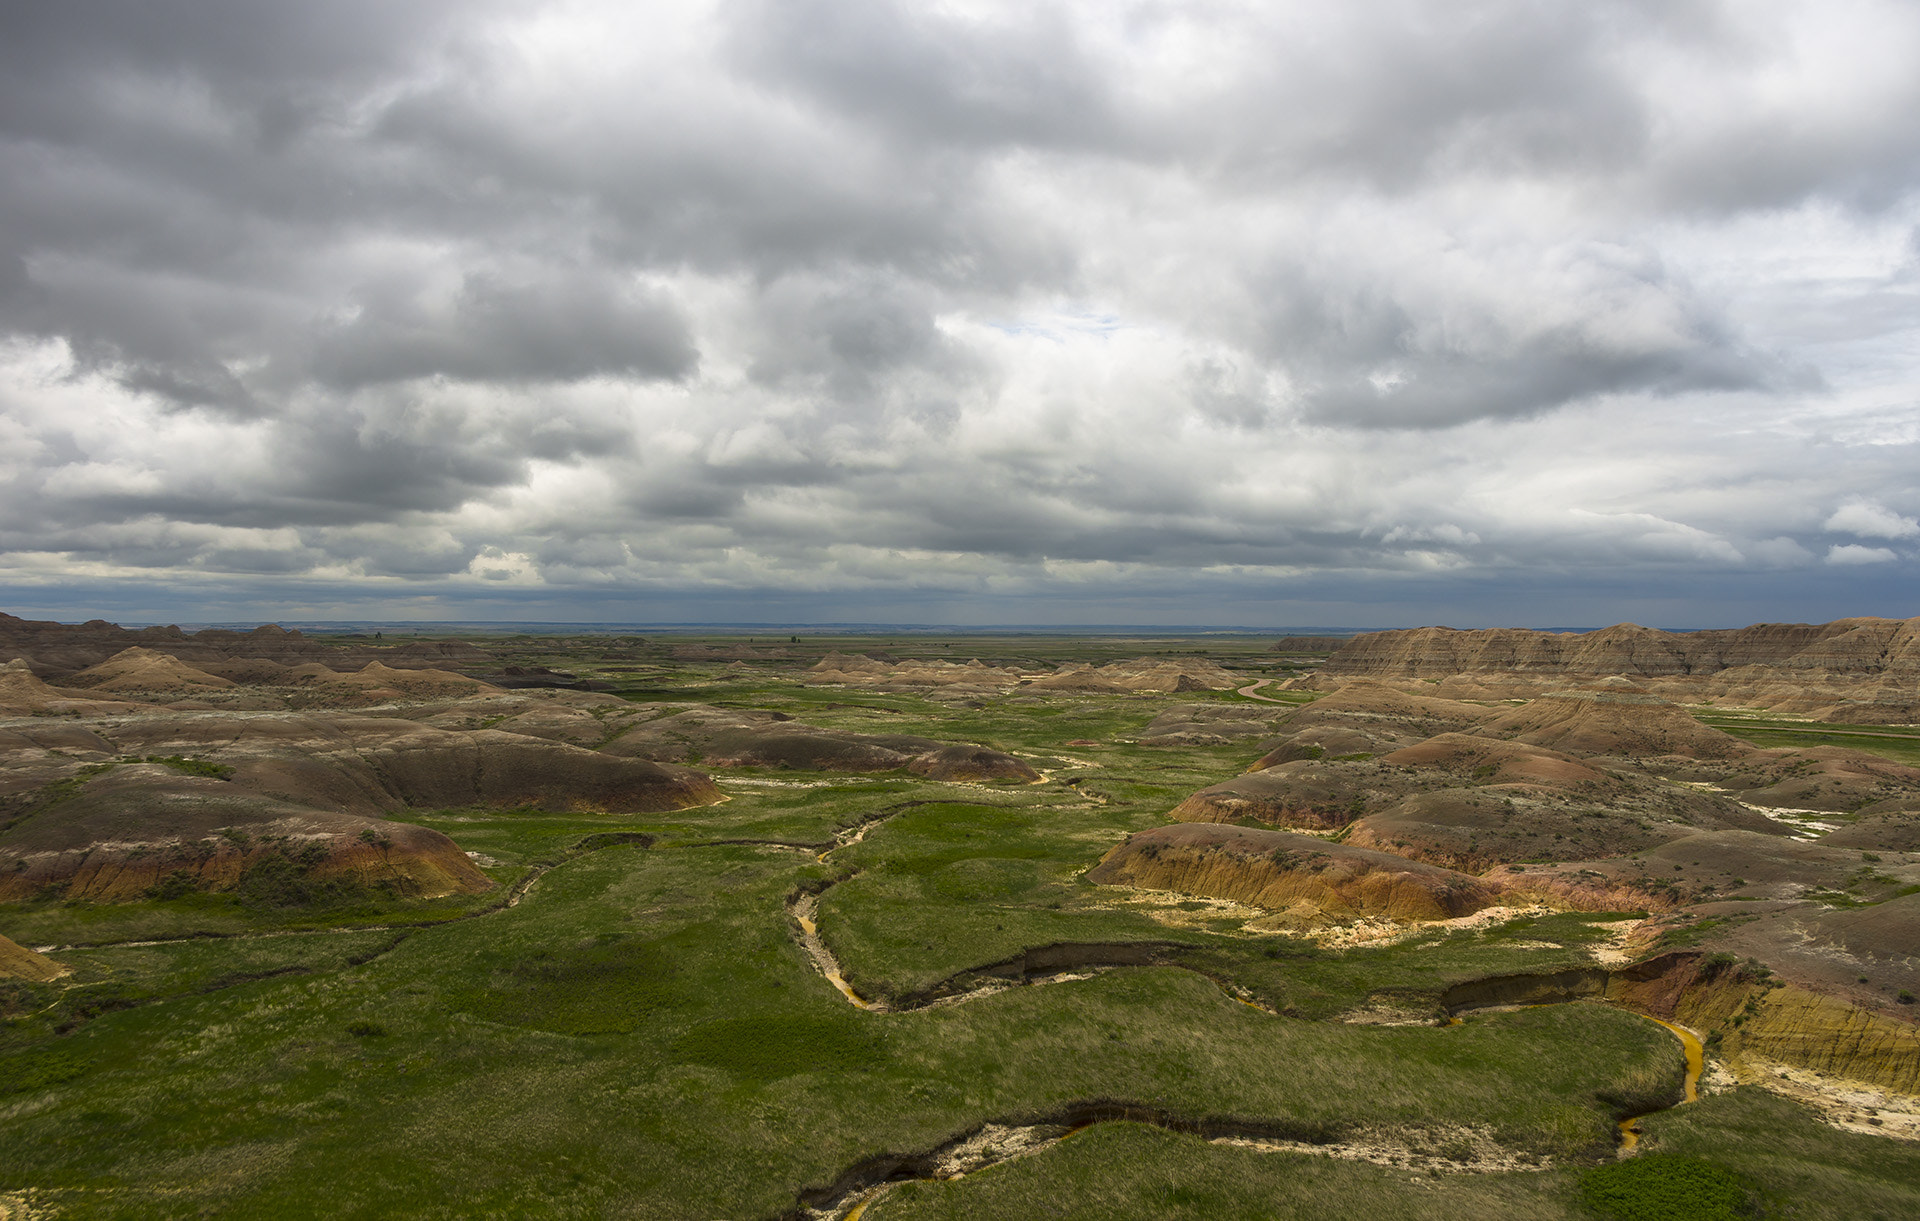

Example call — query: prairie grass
[2,648,1915,1218]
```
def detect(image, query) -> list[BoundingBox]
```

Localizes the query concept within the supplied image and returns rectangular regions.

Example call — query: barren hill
[1087,822,1503,923]
[1321,616,1920,683]
[0,612,493,680]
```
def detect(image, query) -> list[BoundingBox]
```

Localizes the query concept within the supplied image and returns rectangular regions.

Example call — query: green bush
[142,755,235,780]
[144,869,199,900]
[1581,1155,1759,1221]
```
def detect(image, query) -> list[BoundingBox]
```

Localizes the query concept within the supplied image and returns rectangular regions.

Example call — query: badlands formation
[1315,616,1920,722]
[1093,618,1920,1099]
[0,630,1058,908]
[3,615,1919,1217]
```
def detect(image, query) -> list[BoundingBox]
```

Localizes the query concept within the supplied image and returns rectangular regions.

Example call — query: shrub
[144,869,199,901]
[142,755,235,780]
[1580,1155,1759,1221]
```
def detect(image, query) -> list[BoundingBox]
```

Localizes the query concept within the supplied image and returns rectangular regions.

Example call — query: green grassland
[3,640,1917,1218]
[1692,710,1920,767]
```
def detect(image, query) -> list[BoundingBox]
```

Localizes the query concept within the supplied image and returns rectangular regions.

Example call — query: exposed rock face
[1341,789,1772,874]
[1087,822,1502,921]
[0,612,494,680]
[1314,617,1920,721]
[1323,618,1920,681]
[1539,828,1901,892]
[275,661,494,706]
[0,932,67,982]
[1439,953,1920,1094]
[1732,986,1920,1095]
[46,713,724,817]
[1380,733,1607,786]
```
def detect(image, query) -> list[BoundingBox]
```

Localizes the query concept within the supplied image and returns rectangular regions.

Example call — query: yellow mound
[0,932,67,982]
[66,647,236,693]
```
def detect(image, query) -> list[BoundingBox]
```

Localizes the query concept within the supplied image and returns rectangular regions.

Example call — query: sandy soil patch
[1215,1123,1551,1174]
[1740,1056,1920,1141]
[1589,917,1650,966]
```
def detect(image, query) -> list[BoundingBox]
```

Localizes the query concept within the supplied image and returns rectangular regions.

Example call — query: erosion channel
[785,863,1711,1221]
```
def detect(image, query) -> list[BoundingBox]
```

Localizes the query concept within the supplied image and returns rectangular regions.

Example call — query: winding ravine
[784,857,1714,1220]
[1617,1016,1704,1152]
[27,780,1708,1219]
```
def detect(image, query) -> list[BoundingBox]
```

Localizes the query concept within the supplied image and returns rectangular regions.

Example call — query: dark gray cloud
[2,0,1918,623]
[311,271,697,389]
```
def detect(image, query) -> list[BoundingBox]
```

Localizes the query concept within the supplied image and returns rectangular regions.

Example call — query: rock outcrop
[1313,617,1920,721]
[1322,618,1920,682]
[1086,822,1502,922]
[1730,986,1920,1095]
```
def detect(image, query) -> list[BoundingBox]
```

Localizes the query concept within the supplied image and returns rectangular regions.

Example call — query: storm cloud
[2,0,1918,626]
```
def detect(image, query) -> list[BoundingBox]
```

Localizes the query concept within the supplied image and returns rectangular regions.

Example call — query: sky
[2,0,1918,630]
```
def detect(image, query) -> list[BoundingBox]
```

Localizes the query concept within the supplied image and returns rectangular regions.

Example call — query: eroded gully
[783,840,1709,1220]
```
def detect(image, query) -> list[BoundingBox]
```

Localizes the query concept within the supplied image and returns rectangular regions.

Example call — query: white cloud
[1826,543,1900,565]
[1824,498,1920,538]
[3,2,1920,623]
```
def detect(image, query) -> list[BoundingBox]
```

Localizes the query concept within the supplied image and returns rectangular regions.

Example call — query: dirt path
[1236,678,1288,703]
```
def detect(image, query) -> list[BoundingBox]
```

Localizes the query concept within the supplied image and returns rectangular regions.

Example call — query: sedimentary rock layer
[1086,822,1501,921]
[1320,617,1920,683]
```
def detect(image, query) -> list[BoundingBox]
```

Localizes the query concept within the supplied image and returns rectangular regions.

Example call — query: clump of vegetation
[235,842,366,910]
[143,869,200,901]
[142,754,235,780]
[1580,1155,1760,1220]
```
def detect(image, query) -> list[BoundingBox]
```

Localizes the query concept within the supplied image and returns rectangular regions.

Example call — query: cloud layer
[3,0,1918,625]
